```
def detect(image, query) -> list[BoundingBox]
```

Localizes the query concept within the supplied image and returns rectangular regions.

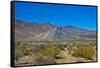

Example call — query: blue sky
[15,2,97,30]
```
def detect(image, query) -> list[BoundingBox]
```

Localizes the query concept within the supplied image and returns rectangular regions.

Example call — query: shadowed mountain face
[15,20,96,41]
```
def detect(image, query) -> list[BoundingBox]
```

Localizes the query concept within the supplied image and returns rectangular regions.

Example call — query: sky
[15,2,97,31]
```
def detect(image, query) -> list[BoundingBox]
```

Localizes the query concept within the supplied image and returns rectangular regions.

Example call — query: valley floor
[15,41,97,66]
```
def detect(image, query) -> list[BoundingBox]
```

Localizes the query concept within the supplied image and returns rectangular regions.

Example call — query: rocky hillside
[15,20,96,41]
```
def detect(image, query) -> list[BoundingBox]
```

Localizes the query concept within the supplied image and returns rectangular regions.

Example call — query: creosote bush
[73,46,95,59]
[34,43,61,57]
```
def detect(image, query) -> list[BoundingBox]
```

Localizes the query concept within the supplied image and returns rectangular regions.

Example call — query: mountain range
[15,20,96,41]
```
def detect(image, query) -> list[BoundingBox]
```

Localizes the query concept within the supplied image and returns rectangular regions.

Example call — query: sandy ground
[56,48,96,63]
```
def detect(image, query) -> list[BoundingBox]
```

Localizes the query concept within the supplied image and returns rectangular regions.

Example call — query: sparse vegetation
[35,56,56,65]
[72,46,95,60]
[15,41,96,66]
[34,43,61,57]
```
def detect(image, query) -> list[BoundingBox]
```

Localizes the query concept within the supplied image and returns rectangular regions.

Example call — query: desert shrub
[54,44,67,50]
[35,56,56,65]
[73,46,95,59]
[35,44,61,57]
[15,50,23,60]
[16,42,29,55]
[67,46,73,54]
[15,42,27,61]
[24,48,32,55]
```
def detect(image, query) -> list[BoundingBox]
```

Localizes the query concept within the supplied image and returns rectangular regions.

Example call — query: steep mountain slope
[33,26,96,41]
[15,20,54,41]
[15,20,96,41]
